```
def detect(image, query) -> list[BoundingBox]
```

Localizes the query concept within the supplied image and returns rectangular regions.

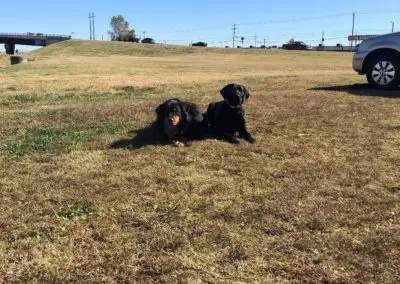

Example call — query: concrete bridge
[0,32,71,54]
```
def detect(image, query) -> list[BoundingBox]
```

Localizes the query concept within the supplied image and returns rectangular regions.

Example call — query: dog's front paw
[223,133,240,144]
[247,136,256,144]
[241,132,255,144]
[174,140,185,147]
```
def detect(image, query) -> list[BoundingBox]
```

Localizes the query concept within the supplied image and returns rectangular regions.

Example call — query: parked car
[141,38,155,44]
[191,41,207,47]
[352,32,400,89]
[282,41,312,50]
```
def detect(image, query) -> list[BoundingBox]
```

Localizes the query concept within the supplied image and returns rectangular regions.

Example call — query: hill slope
[30,39,248,57]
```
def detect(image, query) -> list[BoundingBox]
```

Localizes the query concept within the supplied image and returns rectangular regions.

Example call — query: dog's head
[156,98,186,127]
[220,83,250,108]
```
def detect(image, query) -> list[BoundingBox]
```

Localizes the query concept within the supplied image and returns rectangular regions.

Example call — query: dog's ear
[186,102,203,122]
[179,101,191,120]
[220,83,235,100]
[155,102,167,117]
[242,85,251,100]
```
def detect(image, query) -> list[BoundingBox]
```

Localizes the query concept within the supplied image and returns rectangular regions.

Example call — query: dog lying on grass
[205,83,255,144]
[155,98,204,147]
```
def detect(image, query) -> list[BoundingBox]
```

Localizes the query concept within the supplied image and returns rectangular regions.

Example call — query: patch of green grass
[45,107,79,118]
[113,86,164,98]
[1,122,128,156]
[1,86,164,106]
[241,76,277,85]
[2,127,68,156]
[3,93,42,105]
[53,92,80,101]
[5,86,17,91]
[55,201,96,220]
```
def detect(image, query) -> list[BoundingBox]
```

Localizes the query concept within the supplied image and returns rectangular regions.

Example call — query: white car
[352,32,400,89]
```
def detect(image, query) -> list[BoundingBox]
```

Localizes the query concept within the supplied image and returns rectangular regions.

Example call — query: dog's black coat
[206,83,255,144]
[155,98,204,145]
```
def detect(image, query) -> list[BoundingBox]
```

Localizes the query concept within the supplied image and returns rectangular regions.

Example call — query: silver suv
[352,32,400,89]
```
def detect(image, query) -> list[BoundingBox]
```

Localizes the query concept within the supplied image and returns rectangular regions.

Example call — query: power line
[140,10,400,37]
[132,10,400,47]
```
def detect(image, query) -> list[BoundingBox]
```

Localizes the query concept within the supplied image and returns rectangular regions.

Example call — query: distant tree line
[108,15,139,42]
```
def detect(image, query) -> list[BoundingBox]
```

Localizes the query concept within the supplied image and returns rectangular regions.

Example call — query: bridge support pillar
[5,42,15,54]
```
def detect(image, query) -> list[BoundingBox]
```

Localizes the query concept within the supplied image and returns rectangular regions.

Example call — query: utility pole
[89,13,95,40]
[264,38,266,47]
[391,21,394,33]
[254,33,257,48]
[93,13,95,40]
[350,12,355,50]
[143,31,146,39]
[232,24,237,48]
[92,13,95,40]
[89,13,92,40]
[320,31,324,46]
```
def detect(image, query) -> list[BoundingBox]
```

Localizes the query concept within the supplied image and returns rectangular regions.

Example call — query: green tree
[108,15,138,42]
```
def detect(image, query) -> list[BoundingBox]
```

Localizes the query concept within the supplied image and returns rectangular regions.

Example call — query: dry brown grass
[0,40,399,283]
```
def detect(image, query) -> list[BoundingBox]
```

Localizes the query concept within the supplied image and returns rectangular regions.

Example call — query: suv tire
[366,53,400,90]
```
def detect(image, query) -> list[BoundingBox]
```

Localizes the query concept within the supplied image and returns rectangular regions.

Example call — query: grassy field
[0,40,399,283]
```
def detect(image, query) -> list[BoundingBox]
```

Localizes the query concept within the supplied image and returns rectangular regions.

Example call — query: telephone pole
[89,13,95,40]
[391,21,394,33]
[92,13,95,40]
[89,13,92,40]
[254,33,257,48]
[320,31,324,46]
[232,24,237,48]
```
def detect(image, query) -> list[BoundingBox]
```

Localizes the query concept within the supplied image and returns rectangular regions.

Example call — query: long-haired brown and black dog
[155,98,204,147]
[205,83,255,144]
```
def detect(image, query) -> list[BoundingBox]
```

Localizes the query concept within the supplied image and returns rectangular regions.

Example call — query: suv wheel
[366,54,400,89]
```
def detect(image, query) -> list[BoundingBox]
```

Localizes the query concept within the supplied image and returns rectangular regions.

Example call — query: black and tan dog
[155,98,204,147]
[206,83,255,144]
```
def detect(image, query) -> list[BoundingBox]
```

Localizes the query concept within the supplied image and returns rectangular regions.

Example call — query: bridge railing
[0,32,71,39]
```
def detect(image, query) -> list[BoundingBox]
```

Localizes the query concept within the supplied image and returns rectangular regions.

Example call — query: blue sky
[1,0,399,51]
